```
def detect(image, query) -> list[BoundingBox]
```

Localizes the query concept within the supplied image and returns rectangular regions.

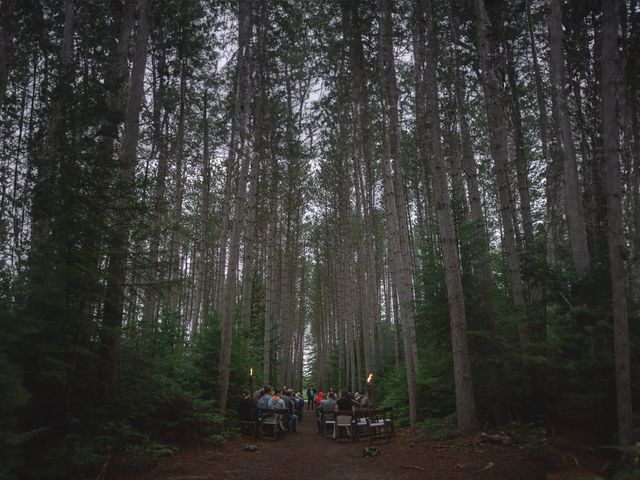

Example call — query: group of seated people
[239,386,305,434]
[313,390,369,432]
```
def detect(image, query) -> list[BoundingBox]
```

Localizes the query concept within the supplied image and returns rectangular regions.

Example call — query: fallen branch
[396,464,427,472]
[480,432,512,445]
[473,461,495,475]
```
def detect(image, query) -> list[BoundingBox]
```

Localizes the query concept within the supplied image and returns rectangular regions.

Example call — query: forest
[0,0,638,478]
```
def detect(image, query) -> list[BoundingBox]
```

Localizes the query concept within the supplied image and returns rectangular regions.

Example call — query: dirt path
[115,409,545,480]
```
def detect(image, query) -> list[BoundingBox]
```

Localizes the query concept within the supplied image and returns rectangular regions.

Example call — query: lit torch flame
[367,373,373,383]
[250,368,253,376]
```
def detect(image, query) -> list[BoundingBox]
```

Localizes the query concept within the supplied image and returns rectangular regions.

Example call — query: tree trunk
[169,59,187,313]
[447,0,492,291]
[474,0,529,348]
[343,0,377,376]
[548,0,591,275]
[191,90,212,332]
[526,0,557,266]
[0,0,17,109]
[601,0,633,445]
[377,0,420,424]
[218,0,253,414]
[102,0,150,377]
[240,154,259,329]
[415,0,477,435]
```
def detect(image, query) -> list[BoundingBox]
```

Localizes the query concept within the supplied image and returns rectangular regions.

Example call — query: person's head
[264,385,272,395]
[273,389,280,396]
[328,392,335,400]
[341,390,349,399]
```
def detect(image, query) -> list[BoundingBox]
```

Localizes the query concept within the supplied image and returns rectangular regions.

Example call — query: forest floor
[111,410,553,480]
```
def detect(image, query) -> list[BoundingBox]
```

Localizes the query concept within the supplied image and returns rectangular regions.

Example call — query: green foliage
[376,367,410,427]
[0,354,31,480]
[415,415,459,441]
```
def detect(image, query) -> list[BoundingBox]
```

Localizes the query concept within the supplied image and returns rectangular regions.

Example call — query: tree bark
[601,0,633,446]
[168,58,187,313]
[548,0,591,275]
[414,0,477,435]
[474,0,529,347]
[191,90,212,332]
[447,0,491,287]
[0,0,17,109]
[102,0,150,376]
[526,0,557,266]
[218,0,253,414]
[377,0,420,424]
[141,49,170,338]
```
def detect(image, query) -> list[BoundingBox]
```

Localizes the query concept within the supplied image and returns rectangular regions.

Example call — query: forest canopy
[0,0,638,478]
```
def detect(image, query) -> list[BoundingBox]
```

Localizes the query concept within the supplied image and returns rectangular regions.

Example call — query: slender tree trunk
[263,172,278,384]
[142,53,169,339]
[343,0,377,376]
[169,59,187,313]
[30,0,75,259]
[218,0,253,415]
[0,0,17,109]
[447,0,492,290]
[415,0,477,435]
[504,41,535,270]
[102,0,150,377]
[548,0,591,275]
[191,90,212,332]
[601,0,633,445]
[526,0,557,266]
[378,0,419,424]
[240,155,259,329]
[474,0,529,348]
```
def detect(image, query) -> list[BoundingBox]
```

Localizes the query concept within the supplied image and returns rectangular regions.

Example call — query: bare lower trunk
[377,0,419,424]
[240,155,259,329]
[474,0,529,347]
[218,0,253,414]
[102,0,149,376]
[169,61,187,313]
[601,0,633,445]
[192,91,212,332]
[0,0,17,109]
[548,0,591,275]
[415,0,477,435]
[526,0,556,267]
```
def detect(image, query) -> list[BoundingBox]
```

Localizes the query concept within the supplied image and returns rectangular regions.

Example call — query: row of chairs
[241,408,292,440]
[318,407,394,443]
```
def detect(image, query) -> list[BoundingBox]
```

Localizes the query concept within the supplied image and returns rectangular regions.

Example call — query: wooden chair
[321,409,336,438]
[257,408,283,440]
[366,408,391,444]
[354,408,370,441]
[383,406,395,437]
[278,408,290,433]
[334,411,356,442]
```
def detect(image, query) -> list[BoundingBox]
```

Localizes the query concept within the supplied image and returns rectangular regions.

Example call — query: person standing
[238,389,255,436]
[306,386,316,410]
[284,390,298,432]
[294,392,304,421]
